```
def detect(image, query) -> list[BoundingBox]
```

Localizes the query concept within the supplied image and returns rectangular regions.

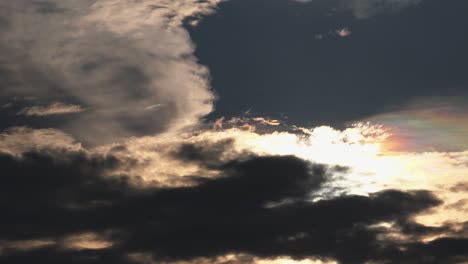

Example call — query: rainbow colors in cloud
[365,97,468,152]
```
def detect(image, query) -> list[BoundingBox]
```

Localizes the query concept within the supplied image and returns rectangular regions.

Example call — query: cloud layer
[1,144,466,264]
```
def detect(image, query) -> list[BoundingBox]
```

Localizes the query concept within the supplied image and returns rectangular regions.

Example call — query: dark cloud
[450,182,468,193]
[172,139,239,168]
[0,246,130,264]
[32,1,65,14]
[0,147,466,263]
[445,199,468,211]
[0,150,134,240]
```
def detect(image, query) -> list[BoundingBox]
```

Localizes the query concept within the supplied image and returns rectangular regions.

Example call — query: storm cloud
[0,143,466,264]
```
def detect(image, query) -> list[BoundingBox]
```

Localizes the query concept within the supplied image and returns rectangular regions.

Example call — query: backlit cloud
[336,28,352,38]
[17,102,86,116]
[0,138,466,263]
[0,0,221,145]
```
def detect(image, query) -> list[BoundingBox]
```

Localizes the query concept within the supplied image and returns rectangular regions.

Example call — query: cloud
[0,127,82,155]
[362,96,468,152]
[83,121,468,227]
[336,28,352,38]
[17,102,86,116]
[0,0,429,146]
[3,120,465,227]
[0,141,466,263]
[0,0,221,145]
[0,2,466,263]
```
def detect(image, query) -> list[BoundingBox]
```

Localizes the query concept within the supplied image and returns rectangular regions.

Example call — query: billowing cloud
[1,123,467,263]
[0,0,221,145]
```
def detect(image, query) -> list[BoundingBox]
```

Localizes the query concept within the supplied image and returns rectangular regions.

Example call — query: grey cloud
[0,0,220,145]
[32,1,65,14]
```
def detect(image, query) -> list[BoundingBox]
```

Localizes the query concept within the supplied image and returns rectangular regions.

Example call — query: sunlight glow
[100,118,467,227]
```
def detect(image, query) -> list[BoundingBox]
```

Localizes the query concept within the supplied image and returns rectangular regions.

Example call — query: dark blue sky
[189,0,468,127]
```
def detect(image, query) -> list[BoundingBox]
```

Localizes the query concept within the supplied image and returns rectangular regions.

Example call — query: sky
[0,1,467,263]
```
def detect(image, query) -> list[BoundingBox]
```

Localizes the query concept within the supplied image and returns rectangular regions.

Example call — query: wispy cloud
[17,102,86,116]
[0,127,82,155]
[348,0,422,18]
[292,0,423,18]
[363,96,468,152]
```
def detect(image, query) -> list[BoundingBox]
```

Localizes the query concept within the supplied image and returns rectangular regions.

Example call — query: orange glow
[336,28,352,37]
